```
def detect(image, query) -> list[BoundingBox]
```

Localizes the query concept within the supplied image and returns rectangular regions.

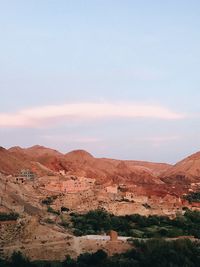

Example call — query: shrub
[69,209,200,238]
[10,251,34,267]
[0,212,19,221]
[59,221,69,228]
[47,206,60,215]
[42,196,57,205]
[184,191,200,203]
[61,206,70,212]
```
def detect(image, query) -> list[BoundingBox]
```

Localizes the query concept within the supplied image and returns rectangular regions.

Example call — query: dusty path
[3,239,70,250]
[72,237,82,255]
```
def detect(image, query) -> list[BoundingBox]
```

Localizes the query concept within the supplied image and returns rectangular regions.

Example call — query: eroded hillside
[1,146,200,260]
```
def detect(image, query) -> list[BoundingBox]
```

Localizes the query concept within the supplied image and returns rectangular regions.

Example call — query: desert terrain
[0,145,200,261]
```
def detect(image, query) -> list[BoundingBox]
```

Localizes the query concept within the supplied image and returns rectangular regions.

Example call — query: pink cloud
[0,102,184,128]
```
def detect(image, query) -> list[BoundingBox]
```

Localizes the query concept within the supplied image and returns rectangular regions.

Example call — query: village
[0,168,195,218]
[0,168,200,261]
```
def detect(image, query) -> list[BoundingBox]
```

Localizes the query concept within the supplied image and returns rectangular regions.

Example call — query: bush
[10,251,34,267]
[77,250,107,266]
[61,240,200,267]
[42,196,57,205]
[69,209,200,238]
[0,239,200,267]
[184,191,200,203]
[61,207,70,212]
[59,221,69,228]
[0,212,19,221]
[62,255,77,267]
[73,229,84,236]
[47,206,60,215]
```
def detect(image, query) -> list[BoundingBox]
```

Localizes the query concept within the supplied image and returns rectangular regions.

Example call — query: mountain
[1,145,172,186]
[65,149,94,162]
[64,150,171,183]
[1,145,199,262]
[4,145,200,187]
[161,151,200,184]
[0,146,29,174]
[22,145,62,158]
[6,146,63,176]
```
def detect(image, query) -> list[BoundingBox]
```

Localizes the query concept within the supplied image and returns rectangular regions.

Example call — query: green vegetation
[42,196,58,206]
[61,239,200,267]
[59,215,69,228]
[47,206,60,216]
[59,221,69,228]
[70,209,200,238]
[0,251,35,267]
[0,212,19,221]
[61,207,70,212]
[42,196,60,216]
[1,239,200,267]
[184,191,200,203]
[62,249,107,267]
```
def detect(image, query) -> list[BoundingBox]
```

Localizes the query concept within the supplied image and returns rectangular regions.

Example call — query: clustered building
[15,169,35,183]
[45,176,96,194]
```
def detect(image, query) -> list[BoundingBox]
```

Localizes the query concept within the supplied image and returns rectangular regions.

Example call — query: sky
[1,0,200,163]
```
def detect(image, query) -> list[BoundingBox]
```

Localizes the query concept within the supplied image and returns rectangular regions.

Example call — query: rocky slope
[1,146,200,261]
[0,147,29,175]
[161,151,200,184]
[1,146,171,186]
[2,145,200,187]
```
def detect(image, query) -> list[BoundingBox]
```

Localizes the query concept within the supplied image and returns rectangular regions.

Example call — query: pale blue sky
[1,0,200,163]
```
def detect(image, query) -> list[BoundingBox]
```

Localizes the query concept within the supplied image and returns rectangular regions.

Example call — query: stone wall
[44,177,95,194]
[124,192,148,203]
[106,185,118,194]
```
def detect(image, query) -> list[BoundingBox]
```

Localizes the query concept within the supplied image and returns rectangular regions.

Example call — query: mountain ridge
[1,145,200,186]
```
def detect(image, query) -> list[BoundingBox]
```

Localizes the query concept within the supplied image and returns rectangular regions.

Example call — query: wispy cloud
[0,102,184,128]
